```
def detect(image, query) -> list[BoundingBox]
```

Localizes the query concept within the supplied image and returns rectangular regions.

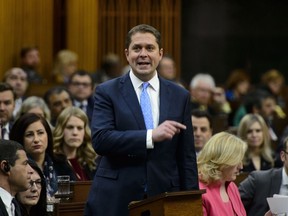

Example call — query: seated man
[44,86,72,126]
[189,73,231,116]
[191,109,213,156]
[0,139,33,215]
[3,67,28,118]
[239,137,288,216]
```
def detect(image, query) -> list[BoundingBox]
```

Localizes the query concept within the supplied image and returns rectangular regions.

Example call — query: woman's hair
[237,113,274,167]
[52,49,78,83]
[261,69,284,85]
[16,96,51,122]
[9,113,54,160]
[197,132,247,185]
[17,159,47,216]
[53,107,97,170]
[226,69,250,90]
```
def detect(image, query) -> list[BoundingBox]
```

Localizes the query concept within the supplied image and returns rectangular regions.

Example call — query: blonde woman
[198,132,247,216]
[53,107,97,180]
[52,49,78,84]
[238,114,274,172]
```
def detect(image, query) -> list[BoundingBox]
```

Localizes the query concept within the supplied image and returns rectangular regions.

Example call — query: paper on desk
[267,194,288,214]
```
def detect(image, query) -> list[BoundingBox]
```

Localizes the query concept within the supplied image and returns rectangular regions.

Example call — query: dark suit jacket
[85,74,198,216]
[72,95,94,123]
[239,168,282,216]
[0,197,8,216]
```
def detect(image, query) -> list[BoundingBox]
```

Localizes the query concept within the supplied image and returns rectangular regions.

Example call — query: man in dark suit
[85,24,199,216]
[67,70,94,121]
[239,137,288,216]
[0,139,33,216]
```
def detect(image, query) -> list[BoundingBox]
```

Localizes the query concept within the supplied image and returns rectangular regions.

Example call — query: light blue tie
[140,82,154,129]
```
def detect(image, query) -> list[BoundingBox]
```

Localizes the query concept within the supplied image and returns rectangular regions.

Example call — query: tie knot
[142,82,149,89]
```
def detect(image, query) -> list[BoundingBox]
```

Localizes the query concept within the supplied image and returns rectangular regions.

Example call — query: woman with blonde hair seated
[237,113,274,172]
[52,49,78,84]
[198,132,247,216]
[53,107,97,180]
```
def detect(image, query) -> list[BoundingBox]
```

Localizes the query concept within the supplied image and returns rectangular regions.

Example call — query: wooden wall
[66,0,99,72]
[0,0,53,81]
[96,0,181,75]
[0,0,181,83]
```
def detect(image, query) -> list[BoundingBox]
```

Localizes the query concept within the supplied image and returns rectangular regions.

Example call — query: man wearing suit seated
[0,139,33,216]
[239,137,288,216]
[85,24,199,216]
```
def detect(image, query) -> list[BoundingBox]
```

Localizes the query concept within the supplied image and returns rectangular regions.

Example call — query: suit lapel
[269,168,282,196]
[158,78,170,124]
[120,74,146,129]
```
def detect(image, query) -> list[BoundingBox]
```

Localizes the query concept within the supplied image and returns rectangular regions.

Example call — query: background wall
[0,0,53,81]
[181,0,288,85]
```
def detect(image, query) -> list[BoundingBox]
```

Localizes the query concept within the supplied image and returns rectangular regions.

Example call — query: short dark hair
[20,46,38,58]
[9,113,55,160]
[68,70,94,86]
[0,140,24,166]
[125,24,161,49]
[0,82,16,100]
[43,86,72,106]
[244,89,275,112]
[191,109,213,129]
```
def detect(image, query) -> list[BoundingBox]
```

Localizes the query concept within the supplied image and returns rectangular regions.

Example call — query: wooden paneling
[97,0,181,76]
[0,0,53,81]
[66,0,98,72]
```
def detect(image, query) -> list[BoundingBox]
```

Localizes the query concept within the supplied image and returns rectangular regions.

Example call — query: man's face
[48,91,72,119]
[22,49,40,68]
[8,150,33,195]
[0,90,15,125]
[125,32,163,81]
[158,57,176,80]
[260,98,276,119]
[191,81,213,106]
[192,116,212,152]
[5,68,28,97]
[68,75,93,101]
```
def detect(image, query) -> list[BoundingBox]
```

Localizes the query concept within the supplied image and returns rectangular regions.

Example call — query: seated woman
[10,113,71,197]
[237,113,274,172]
[53,107,97,180]
[198,132,247,216]
[16,159,47,216]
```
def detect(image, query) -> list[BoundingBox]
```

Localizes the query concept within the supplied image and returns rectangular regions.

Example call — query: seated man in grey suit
[239,137,288,216]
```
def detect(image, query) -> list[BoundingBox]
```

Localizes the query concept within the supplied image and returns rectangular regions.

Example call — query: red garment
[69,158,89,181]
[199,181,246,216]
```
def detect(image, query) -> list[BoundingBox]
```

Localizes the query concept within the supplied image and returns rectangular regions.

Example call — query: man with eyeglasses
[68,70,95,121]
[239,137,288,216]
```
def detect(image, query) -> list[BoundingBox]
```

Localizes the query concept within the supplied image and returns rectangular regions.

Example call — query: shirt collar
[0,187,13,209]
[282,167,288,186]
[74,99,88,107]
[129,70,159,92]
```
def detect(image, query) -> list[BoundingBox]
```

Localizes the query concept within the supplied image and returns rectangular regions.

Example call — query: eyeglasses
[29,179,42,189]
[283,150,288,155]
[70,82,92,88]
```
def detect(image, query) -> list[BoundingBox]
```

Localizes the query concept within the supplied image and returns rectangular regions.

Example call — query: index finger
[169,121,186,130]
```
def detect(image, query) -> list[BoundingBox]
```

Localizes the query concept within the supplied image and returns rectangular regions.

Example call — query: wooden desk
[53,181,92,216]
[129,190,206,216]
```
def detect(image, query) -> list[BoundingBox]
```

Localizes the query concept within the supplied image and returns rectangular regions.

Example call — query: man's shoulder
[250,168,282,179]
[159,77,189,95]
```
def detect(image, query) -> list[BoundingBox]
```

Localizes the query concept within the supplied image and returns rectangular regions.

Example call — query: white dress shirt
[0,187,14,216]
[129,71,160,149]
[279,168,288,195]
